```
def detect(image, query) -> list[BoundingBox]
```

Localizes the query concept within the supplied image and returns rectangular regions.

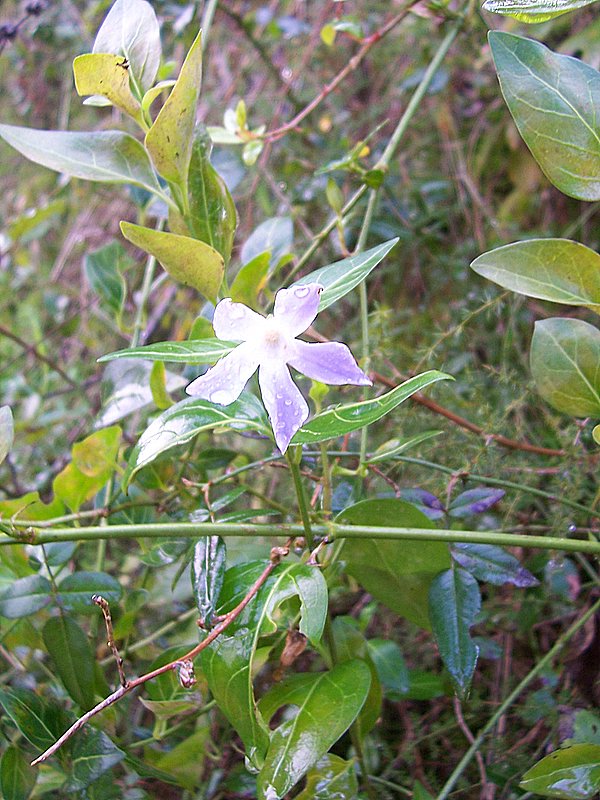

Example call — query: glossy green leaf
[240,217,293,270]
[230,251,271,308]
[293,371,451,445]
[120,221,223,301]
[256,660,371,799]
[84,242,129,318]
[145,30,202,187]
[366,430,443,463]
[53,426,122,511]
[489,32,600,201]
[0,405,14,467]
[295,754,358,800]
[367,639,410,697]
[452,543,538,587]
[471,239,600,312]
[92,0,161,94]
[124,393,268,487]
[73,54,143,123]
[429,566,480,697]
[530,318,600,416]
[187,126,237,263]
[520,744,600,798]
[0,575,52,618]
[58,571,123,613]
[0,746,38,800]
[295,238,399,311]
[99,338,236,365]
[0,124,161,194]
[201,561,328,770]
[65,726,125,792]
[43,616,96,710]
[482,0,599,22]
[0,687,67,750]
[191,536,226,626]
[338,499,451,629]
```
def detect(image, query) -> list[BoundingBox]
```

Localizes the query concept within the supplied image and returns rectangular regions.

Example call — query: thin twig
[0,324,77,389]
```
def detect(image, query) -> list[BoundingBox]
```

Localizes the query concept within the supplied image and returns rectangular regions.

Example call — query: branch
[0,324,78,389]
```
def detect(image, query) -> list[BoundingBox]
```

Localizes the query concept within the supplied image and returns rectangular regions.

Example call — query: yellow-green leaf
[145,30,202,188]
[73,54,143,125]
[53,427,121,511]
[150,362,173,409]
[120,221,223,301]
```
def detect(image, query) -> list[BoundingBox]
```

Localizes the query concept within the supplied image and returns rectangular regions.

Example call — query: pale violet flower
[186,283,371,453]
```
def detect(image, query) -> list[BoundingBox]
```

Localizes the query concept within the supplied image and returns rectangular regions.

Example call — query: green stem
[200,0,219,49]
[435,597,600,800]
[3,522,600,554]
[131,253,157,348]
[286,447,315,548]
[319,443,333,518]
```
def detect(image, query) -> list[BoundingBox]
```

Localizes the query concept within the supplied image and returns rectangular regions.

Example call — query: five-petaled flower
[186,283,372,453]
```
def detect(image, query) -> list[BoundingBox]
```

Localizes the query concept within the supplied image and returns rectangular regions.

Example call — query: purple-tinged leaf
[448,488,505,518]
[399,488,445,520]
[452,543,539,587]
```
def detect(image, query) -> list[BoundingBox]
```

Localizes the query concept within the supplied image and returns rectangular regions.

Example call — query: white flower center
[259,316,289,359]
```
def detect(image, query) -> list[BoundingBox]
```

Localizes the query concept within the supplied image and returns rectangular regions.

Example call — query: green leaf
[292,371,452,445]
[471,239,600,312]
[123,393,268,488]
[98,338,236,365]
[145,30,202,188]
[187,125,237,263]
[451,543,538,587]
[0,688,67,750]
[367,639,410,697]
[240,217,293,270]
[65,726,125,792]
[58,571,123,613]
[482,0,599,22]
[0,575,52,618]
[530,318,600,416]
[230,251,271,308]
[256,660,371,799]
[43,616,96,710]
[92,0,161,94]
[149,361,172,409]
[201,561,328,770]
[0,124,161,195]
[141,80,177,113]
[489,32,600,201]
[428,566,480,697]
[0,747,37,800]
[84,242,129,319]
[0,405,14,467]
[366,430,443,463]
[295,238,399,311]
[120,221,223,301]
[295,755,358,800]
[338,499,451,629]
[73,54,143,123]
[53,427,122,511]
[191,536,226,626]
[520,744,600,799]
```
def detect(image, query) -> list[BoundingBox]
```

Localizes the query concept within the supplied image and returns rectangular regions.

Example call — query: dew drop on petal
[293,285,310,298]
[284,399,292,406]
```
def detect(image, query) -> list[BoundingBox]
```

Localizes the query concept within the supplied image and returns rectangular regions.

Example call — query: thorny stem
[31,549,285,766]
[435,597,600,800]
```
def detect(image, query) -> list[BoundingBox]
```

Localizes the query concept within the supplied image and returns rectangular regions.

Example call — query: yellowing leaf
[54,427,122,511]
[73,54,143,126]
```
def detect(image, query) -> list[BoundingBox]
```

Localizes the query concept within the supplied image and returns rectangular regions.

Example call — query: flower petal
[186,342,260,404]
[212,298,266,341]
[273,283,323,337]
[287,341,372,386]
[258,361,309,453]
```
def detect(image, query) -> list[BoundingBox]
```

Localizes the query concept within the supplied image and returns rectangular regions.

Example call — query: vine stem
[3,522,600,554]
[31,550,284,766]
[286,447,315,549]
[435,597,600,800]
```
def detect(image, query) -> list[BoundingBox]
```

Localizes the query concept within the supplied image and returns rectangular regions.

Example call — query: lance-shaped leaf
[92,0,161,95]
[292,371,451,445]
[43,616,96,710]
[98,338,236,365]
[256,661,371,800]
[471,239,600,313]
[73,54,143,124]
[120,221,223,301]
[145,30,202,188]
[520,744,600,798]
[530,318,600,417]
[187,126,237,263]
[489,32,600,201]
[0,688,68,751]
[0,124,161,194]
[201,561,328,772]
[0,745,38,800]
[85,242,129,319]
[0,406,14,467]
[191,536,226,626]
[295,237,399,311]
[483,0,600,22]
[429,566,480,697]
[123,393,269,488]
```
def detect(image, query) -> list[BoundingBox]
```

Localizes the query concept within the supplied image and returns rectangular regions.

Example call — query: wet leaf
[295,754,358,800]
[65,726,125,792]
[191,536,226,626]
[520,744,600,798]
[99,338,236,365]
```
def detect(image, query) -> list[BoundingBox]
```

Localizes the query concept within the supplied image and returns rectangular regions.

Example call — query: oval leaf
[483,0,600,22]
[43,616,96,710]
[452,543,538,587]
[489,32,600,201]
[448,488,505,518]
[471,239,600,312]
[520,744,600,799]
[0,575,52,619]
[530,318,600,417]
[120,221,224,301]
[0,124,161,195]
[240,217,293,270]
[292,371,452,445]
[98,338,236,365]
[58,571,123,613]
[295,754,358,800]
[0,746,38,800]
[256,660,371,800]
[0,688,67,751]
[73,53,143,123]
